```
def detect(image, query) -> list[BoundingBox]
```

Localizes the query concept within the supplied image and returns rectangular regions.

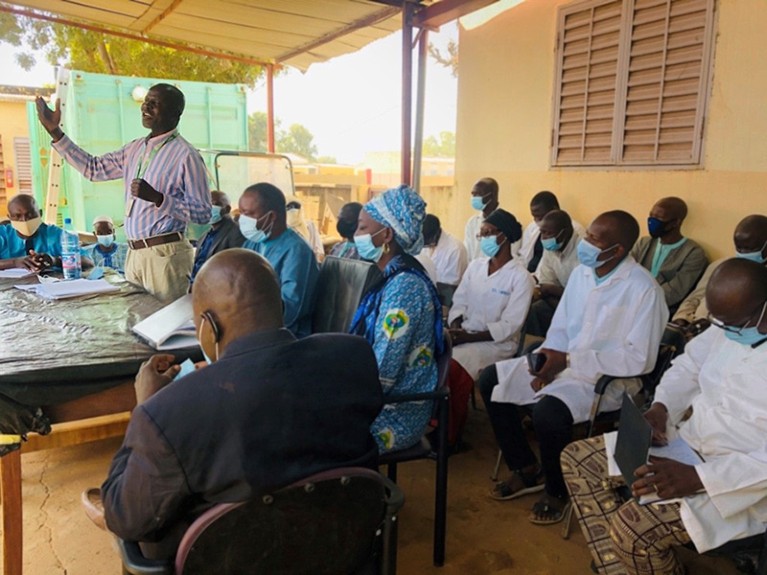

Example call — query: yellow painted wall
[0,99,30,215]
[451,0,767,260]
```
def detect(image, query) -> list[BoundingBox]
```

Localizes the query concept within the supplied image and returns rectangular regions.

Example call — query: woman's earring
[383,242,390,254]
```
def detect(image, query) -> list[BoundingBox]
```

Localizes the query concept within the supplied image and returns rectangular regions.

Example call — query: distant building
[0,85,54,214]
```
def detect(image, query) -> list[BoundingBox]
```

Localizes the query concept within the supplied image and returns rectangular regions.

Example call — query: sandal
[490,467,544,501]
[529,493,571,525]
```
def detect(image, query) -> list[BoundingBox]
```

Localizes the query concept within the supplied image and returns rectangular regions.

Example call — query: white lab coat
[424,231,468,286]
[491,257,668,422]
[288,210,325,261]
[654,327,767,553]
[448,257,534,379]
[414,252,438,284]
[519,219,586,272]
[464,214,483,261]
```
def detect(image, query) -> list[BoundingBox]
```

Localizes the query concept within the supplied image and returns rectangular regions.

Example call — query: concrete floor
[2,401,738,575]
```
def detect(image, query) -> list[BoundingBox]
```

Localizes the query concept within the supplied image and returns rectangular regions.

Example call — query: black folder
[614,393,652,487]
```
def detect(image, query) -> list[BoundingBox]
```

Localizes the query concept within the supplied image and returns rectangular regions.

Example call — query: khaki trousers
[125,239,193,302]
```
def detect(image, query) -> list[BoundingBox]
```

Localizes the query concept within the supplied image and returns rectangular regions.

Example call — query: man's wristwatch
[565,353,570,369]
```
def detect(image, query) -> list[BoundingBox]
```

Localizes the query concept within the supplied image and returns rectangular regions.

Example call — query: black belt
[128,232,183,250]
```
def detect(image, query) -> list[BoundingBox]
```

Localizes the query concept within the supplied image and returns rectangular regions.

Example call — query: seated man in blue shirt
[0,194,64,272]
[239,183,319,338]
[83,215,129,273]
[189,191,244,284]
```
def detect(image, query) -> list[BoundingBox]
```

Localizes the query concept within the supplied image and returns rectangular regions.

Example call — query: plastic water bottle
[61,218,82,280]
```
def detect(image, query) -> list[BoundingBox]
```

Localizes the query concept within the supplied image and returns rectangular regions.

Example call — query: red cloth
[446,359,474,446]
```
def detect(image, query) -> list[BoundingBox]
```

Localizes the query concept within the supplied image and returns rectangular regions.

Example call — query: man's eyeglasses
[708,300,767,335]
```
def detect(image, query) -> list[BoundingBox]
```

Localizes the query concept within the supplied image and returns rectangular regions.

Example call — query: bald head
[734,214,767,257]
[7,194,39,217]
[707,258,767,330]
[211,190,230,210]
[193,249,283,349]
[593,210,640,251]
[541,209,572,232]
[653,197,688,221]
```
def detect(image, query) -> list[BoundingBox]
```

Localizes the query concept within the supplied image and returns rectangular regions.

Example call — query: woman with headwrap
[445,209,535,445]
[350,185,444,453]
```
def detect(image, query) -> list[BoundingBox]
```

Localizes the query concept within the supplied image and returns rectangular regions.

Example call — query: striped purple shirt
[53,130,211,240]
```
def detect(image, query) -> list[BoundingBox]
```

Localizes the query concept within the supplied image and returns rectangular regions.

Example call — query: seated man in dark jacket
[99,248,383,558]
[189,190,245,284]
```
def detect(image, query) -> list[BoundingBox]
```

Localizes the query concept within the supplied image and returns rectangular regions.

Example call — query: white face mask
[11,216,42,238]
[286,209,302,228]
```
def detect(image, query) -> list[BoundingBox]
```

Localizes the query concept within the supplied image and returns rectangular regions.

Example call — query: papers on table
[14,278,120,300]
[132,294,199,350]
[0,268,35,279]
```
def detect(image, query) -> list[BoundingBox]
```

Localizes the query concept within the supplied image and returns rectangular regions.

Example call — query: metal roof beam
[413,0,499,28]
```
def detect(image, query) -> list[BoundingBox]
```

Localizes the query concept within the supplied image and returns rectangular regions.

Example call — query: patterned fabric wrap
[350,254,445,452]
[365,184,426,255]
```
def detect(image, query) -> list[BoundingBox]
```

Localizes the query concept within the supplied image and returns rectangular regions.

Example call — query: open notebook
[132,294,199,350]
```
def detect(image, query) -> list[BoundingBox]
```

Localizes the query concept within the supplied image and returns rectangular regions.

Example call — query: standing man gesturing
[35,84,211,301]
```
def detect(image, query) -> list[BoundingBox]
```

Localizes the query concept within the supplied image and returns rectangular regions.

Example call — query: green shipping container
[27,69,248,239]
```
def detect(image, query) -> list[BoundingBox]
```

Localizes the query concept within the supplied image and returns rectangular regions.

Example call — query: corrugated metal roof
[2,0,405,70]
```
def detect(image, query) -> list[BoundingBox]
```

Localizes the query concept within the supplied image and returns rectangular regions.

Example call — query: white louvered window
[14,137,33,195]
[551,0,716,167]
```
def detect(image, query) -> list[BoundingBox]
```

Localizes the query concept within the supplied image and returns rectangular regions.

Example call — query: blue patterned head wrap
[364,185,426,255]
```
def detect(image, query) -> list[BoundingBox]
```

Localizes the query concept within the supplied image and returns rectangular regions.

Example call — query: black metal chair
[312,256,382,334]
[115,467,404,575]
[378,333,452,567]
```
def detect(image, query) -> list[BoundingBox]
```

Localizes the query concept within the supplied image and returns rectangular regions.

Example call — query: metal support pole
[266,64,275,153]
[400,3,414,186]
[412,28,429,194]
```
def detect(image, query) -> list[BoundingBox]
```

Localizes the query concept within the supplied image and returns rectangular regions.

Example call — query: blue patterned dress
[351,255,443,453]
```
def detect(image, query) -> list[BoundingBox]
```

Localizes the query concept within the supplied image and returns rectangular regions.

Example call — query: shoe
[81,487,107,531]
[490,468,545,501]
[529,493,571,525]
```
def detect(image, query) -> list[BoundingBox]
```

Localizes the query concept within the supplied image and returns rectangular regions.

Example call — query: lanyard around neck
[135,132,178,180]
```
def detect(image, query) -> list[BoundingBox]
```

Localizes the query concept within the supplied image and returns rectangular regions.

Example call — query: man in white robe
[562,258,767,575]
[423,213,468,306]
[527,209,582,337]
[481,210,668,525]
[464,178,500,261]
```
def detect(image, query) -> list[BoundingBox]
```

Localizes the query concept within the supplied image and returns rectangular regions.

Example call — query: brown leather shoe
[81,487,107,531]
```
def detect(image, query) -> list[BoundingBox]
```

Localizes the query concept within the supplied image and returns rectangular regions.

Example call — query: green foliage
[248,112,320,162]
[0,12,264,86]
[422,131,456,158]
[277,123,318,161]
[315,155,337,164]
[428,39,458,77]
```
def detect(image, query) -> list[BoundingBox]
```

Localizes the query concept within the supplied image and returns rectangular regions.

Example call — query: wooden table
[0,275,185,575]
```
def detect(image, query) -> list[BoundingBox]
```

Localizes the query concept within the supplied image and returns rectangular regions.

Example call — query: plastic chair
[312,256,382,333]
[378,333,452,567]
[115,467,404,575]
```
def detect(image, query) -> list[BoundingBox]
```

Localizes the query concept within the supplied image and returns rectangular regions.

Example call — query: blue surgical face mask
[716,302,767,346]
[471,195,487,211]
[577,239,619,269]
[209,205,223,225]
[480,235,504,258]
[354,228,386,262]
[648,217,668,239]
[239,213,272,243]
[541,229,564,252]
[96,234,114,248]
[736,240,767,264]
[724,326,767,346]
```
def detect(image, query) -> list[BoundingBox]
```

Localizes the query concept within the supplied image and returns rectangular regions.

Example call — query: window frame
[550,0,717,169]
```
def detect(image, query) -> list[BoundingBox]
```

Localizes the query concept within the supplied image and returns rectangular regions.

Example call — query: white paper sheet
[0,268,34,279]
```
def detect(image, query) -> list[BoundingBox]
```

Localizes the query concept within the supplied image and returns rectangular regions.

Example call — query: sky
[0,22,459,165]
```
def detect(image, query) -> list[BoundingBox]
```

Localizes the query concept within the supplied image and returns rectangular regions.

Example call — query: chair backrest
[175,468,390,575]
[312,256,382,334]
[436,331,453,392]
[640,324,686,402]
